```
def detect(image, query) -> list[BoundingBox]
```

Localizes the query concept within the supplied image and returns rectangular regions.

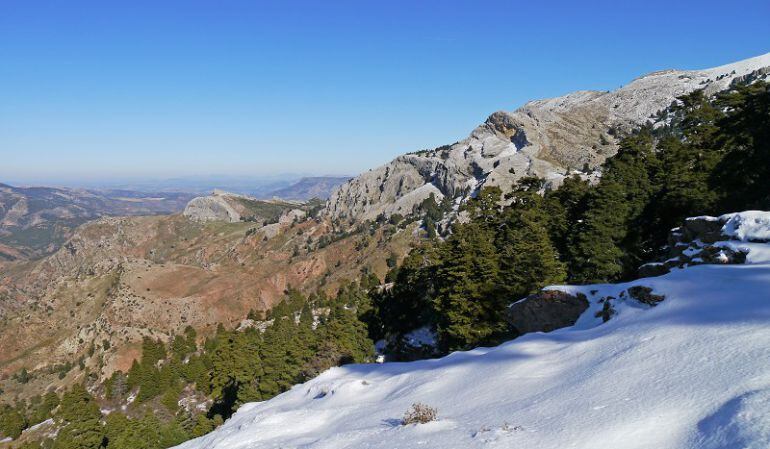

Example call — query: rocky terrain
[0,203,416,403]
[2,51,769,416]
[182,190,304,223]
[326,53,770,222]
[0,183,195,260]
[173,211,770,449]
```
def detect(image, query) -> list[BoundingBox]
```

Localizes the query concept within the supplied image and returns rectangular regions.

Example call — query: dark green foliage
[368,247,437,341]
[433,213,503,351]
[568,131,658,283]
[105,413,187,449]
[27,391,60,425]
[14,367,32,384]
[365,80,770,354]
[711,82,770,209]
[0,403,26,439]
[53,385,104,449]
[201,286,374,418]
[497,179,567,299]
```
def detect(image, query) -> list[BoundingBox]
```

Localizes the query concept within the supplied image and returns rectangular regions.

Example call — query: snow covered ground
[175,212,770,449]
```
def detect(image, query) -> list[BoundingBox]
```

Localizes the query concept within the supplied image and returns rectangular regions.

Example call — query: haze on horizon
[1,0,769,187]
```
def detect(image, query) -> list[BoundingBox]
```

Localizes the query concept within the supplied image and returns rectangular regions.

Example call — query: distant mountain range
[265,176,351,201]
[0,183,196,260]
[0,176,351,260]
[10,174,352,199]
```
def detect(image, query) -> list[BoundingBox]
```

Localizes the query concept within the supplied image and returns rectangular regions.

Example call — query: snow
[25,418,53,432]
[720,211,770,242]
[174,214,770,449]
[401,326,437,348]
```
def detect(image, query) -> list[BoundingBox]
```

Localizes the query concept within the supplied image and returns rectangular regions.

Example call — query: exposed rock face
[507,290,589,335]
[639,211,768,277]
[326,53,770,222]
[279,209,307,225]
[183,190,300,224]
[183,194,243,222]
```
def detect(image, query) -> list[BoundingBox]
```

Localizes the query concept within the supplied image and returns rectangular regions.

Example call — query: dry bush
[401,402,438,425]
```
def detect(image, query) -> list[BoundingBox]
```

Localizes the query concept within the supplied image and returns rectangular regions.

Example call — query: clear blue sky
[1,0,768,184]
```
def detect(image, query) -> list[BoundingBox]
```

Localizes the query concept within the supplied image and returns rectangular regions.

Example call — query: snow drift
[175,212,770,449]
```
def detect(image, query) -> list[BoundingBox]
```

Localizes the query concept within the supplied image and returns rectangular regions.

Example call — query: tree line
[363,81,769,353]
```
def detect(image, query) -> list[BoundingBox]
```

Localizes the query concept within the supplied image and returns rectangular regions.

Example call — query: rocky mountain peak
[325,52,770,223]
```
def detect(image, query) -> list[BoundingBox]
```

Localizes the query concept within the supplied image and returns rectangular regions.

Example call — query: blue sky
[1,0,768,184]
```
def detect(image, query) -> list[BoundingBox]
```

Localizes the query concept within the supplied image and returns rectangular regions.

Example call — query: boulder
[681,217,724,243]
[627,286,665,306]
[507,290,589,335]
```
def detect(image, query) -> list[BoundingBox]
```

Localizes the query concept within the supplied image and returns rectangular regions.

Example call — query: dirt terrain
[0,212,415,403]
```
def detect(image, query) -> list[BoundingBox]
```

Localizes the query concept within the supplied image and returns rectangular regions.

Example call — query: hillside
[182,190,305,223]
[0,210,417,403]
[266,177,352,201]
[326,53,770,222]
[0,183,194,260]
[174,211,770,449]
[0,54,767,449]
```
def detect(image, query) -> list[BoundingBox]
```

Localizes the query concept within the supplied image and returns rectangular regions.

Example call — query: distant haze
[0,174,354,197]
[1,1,768,180]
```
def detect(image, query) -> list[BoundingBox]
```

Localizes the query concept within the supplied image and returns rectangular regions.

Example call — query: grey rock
[325,53,770,222]
[507,290,589,335]
[627,286,665,306]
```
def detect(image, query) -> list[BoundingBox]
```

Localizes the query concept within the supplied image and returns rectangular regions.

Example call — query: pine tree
[53,385,104,449]
[712,81,770,209]
[375,246,437,338]
[433,218,503,351]
[497,180,566,301]
[568,131,657,283]
[0,404,26,439]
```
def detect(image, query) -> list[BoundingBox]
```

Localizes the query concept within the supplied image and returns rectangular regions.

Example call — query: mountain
[326,53,770,221]
[174,211,770,449]
[1,53,768,448]
[0,183,195,260]
[0,204,416,404]
[182,190,305,223]
[266,176,352,201]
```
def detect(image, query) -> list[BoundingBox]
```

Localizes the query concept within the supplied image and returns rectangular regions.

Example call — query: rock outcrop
[183,190,300,224]
[183,192,244,222]
[507,290,589,335]
[638,211,770,277]
[326,53,770,222]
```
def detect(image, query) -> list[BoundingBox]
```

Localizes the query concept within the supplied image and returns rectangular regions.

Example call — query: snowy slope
[175,212,770,449]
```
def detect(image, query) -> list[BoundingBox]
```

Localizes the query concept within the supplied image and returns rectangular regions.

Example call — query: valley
[1,51,769,449]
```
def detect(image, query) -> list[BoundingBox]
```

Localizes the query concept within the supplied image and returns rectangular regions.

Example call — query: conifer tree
[433,217,503,351]
[0,403,26,439]
[712,81,770,209]
[568,131,657,283]
[497,179,566,301]
[53,385,104,449]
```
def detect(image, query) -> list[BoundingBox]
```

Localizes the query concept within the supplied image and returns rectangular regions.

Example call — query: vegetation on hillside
[1,80,766,448]
[0,284,375,449]
[364,81,769,353]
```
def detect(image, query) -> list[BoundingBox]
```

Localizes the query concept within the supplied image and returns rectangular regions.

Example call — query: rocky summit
[326,53,770,222]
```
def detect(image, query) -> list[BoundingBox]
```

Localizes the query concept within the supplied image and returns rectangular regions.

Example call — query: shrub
[401,402,437,425]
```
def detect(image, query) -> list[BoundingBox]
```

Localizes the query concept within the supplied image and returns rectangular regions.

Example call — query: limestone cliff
[326,53,770,222]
